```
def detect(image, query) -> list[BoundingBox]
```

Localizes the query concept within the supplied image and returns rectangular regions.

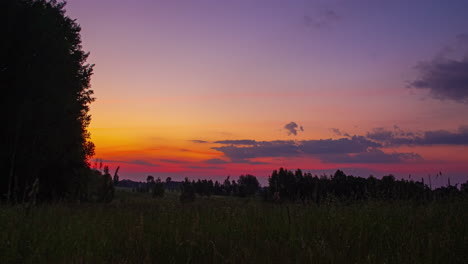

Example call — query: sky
[65,0,468,185]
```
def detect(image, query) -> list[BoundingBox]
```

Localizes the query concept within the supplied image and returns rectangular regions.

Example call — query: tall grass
[1,191,467,263]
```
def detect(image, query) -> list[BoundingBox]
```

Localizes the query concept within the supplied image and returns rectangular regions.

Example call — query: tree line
[264,168,468,203]
[131,175,260,202]
[132,168,468,204]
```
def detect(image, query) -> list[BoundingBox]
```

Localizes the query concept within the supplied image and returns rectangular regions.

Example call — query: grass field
[1,190,467,263]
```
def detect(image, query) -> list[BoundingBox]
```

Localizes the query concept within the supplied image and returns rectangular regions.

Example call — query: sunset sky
[65,0,468,185]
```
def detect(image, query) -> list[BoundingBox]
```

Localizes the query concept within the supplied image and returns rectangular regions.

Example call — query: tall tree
[1,0,95,202]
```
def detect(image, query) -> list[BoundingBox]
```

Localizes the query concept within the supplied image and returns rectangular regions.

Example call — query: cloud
[96,159,159,167]
[187,166,223,170]
[409,58,468,103]
[209,124,468,165]
[214,140,257,145]
[366,128,394,142]
[301,136,380,154]
[303,8,340,29]
[420,126,468,145]
[237,160,269,165]
[330,128,342,136]
[284,122,304,136]
[189,140,209,144]
[365,126,468,146]
[365,127,415,146]
[321,149,422,164]
[409,35,468,104]
[213,140,298,163]
[204,158,230,164]
[128,160,159,167]
[212,136,410,164]
[160,159,189,164]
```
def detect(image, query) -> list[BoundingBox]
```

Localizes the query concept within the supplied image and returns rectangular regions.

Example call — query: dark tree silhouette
[237,174,260,197]
[99,166,114,202]
[146,175,155,193]
[1,0,95,202]
[152,178,165,198]
[180,178,196,203]
[147,176,155,183]
[264,168,467,203]
[113,166,120,185]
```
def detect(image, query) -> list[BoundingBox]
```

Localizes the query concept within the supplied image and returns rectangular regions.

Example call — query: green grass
[1,191,467,263]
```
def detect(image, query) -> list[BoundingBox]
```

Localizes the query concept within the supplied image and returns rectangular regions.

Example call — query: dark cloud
[93,159,119,165]
[204,158,229,164]
[321,149,422,164]
[284,122,304,136]
[189,140,209,144]
[211,136,407,164]
[187,166,223,170]
[97,159,159,167]
[238,160,269,165]
[409,35,468,104]
[214,140,257,145]
[330,128,342,136]
[301,136,380,154]
[209,124,468,164]
[365,126,468,146]
[421,126,468,145]
[128,160,159,167]
[303,8,340,29]
[410,58,468,103]
[365,127,415,146]
[213,140,298,163]
[366,128,394,142]
[160,159,189,164]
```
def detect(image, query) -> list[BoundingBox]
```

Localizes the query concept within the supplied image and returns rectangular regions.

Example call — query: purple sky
[64,0,468,185]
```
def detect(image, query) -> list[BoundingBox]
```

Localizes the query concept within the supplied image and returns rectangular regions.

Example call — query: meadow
[1,190,467,264]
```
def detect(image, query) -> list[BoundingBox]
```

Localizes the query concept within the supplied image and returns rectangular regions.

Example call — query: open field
[1,191,467,264]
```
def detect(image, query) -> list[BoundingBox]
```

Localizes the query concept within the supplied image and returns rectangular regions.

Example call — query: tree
[113,166,120,185]
[237,174,260,197]
[180,178,195,203]
[462,180,468,192]
[147,175,155,183]
[152,178,165,198]
[1,0,95,202]
[223,176,232,195]
[146,175,155,193]
[99,166,114,202]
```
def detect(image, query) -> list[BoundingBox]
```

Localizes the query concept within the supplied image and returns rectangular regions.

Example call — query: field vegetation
[1,189,467,263]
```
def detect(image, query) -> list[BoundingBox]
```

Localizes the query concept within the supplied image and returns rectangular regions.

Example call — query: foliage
[0,0,95,202]
[99,166,114,202]
[266,168,466,203]
[237,174,260,197]
[77,166,115,203]
[180,178,196,203]
[174,175,261,200]
[113,166,120,185]
[152,178,165,198]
